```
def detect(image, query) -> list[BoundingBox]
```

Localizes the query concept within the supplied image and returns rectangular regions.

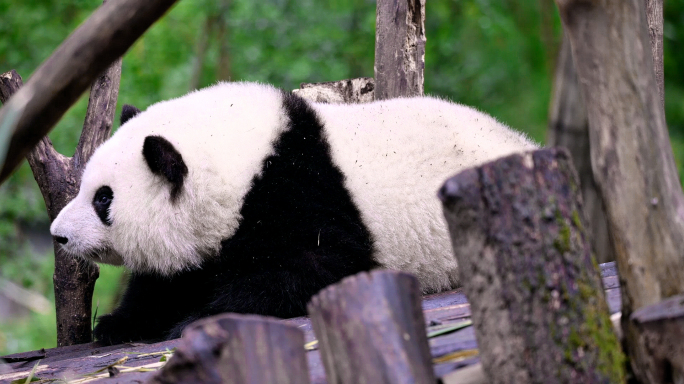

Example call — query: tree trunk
[0,60,121,346]
[555,0,684,381]
[308,271,435,384]
[0,0,177,185]
[547,34,613,264]
[150,313,310,384]
[373,0,425,100]
[439,148,626,384]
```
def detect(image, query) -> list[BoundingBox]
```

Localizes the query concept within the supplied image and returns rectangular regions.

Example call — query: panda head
[50,104,230,275]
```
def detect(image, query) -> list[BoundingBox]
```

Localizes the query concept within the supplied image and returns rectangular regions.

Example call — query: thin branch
[74,58,122,171]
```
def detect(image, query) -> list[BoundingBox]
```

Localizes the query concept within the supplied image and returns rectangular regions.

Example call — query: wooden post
[374,0,425,100]
[307,270,435,384]
[149,314,310,384]
[0,62,121,345]
[0,0,178,185]
[547,35,613,264]
[439,148,626,383]
[555,0,684,381]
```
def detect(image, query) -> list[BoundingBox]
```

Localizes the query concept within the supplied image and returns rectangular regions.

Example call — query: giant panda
[49,82,537,344]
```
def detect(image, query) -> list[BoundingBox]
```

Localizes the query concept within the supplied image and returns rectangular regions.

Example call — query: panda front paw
[93,313,146,345]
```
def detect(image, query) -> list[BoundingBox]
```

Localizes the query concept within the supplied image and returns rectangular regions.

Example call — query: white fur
[316,98,537,292]
[50,82,537,291]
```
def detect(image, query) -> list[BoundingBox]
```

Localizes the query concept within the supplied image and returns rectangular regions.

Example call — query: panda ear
[143,136,188,202]
[120,104,141,125]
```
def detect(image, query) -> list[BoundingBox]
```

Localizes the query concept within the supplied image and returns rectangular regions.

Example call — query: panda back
[313,97,537,292]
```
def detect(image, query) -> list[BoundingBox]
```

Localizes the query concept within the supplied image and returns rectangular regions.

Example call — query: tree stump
[307,270,435,384]
[439,148,625,384]
[150,314,310,384]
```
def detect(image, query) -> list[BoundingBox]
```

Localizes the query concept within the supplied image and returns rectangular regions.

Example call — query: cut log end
[308,270,435,384]
[441,147,626,383]
[150,313,310,384]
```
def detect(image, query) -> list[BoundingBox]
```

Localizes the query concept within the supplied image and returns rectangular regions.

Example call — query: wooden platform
[0,262,621,383]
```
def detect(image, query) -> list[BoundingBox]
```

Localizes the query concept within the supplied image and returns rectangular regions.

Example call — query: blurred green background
[1,0,683,355]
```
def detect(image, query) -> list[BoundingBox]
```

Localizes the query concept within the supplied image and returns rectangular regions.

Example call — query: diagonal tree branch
[0,0,178,185]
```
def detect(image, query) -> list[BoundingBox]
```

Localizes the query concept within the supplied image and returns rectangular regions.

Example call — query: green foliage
[0,0,683,355]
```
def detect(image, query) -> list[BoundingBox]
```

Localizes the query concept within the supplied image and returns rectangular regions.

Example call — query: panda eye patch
[93,186,114,226]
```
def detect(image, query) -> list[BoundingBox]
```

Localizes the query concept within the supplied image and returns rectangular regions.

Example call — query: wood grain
[373,0,425,100]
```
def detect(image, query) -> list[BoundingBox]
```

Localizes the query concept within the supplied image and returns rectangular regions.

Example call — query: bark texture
[645,0,664,104]
[547,35,613,264]
[0,62,121,346]
[439,148,625,384]
[374,0,425,100]
[308,271,435,384]
[293,78,375,104]
[150,314,309,384]
[555,1,684,380]
[0,0,177,184]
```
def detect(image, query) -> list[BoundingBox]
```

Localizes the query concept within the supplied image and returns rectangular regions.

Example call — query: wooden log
[307,270,435,384]
[293,78,375,104]
[0,61,122,345]
[149,313,310,384]
[0,0,178,185]
[373,0,425,100]
[547,35,613,264]
[439,148,626,383]
[630,293,684,383]
[555,0,684,380]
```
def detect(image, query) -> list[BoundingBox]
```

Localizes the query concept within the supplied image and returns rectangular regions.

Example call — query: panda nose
[54,236,68,245]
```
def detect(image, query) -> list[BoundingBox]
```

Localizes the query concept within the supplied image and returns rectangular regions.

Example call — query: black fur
[93,186,113,226]
[142,135,188,202]
[120,104,141,125]
[93,92,377,344]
